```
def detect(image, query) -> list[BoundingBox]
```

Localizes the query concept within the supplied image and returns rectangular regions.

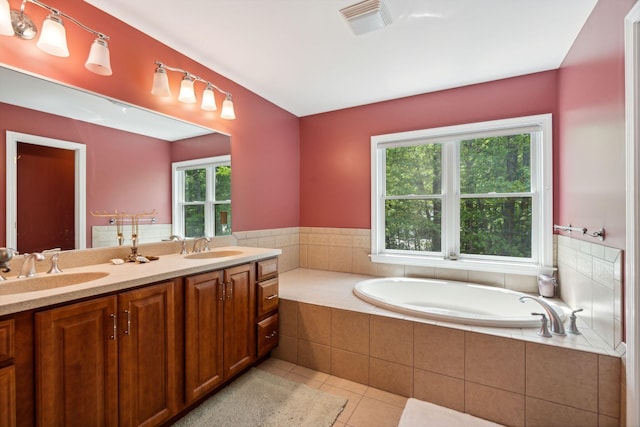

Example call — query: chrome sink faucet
[18,252,45,278]
[170,235,188,255]
[519,295,566,336]
[192,237,211,253]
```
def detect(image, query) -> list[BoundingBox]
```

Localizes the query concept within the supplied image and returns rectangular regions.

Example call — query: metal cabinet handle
[265,330,278,339]
[123,309,131,335]
[219,282,225,301]
[109,313,117,340]
[265,294,278,300]
[227,281,233,300]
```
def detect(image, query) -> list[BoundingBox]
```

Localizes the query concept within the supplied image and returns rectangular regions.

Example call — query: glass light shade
[220,95,236,120]
[201,86,217,111]
[37,14,69,57]
[151,68,172,97]
[178,76,196,103]
[85,38,112,76]
[0,0,14,36]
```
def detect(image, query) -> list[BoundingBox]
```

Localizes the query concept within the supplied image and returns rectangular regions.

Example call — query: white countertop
[0,246,281,316]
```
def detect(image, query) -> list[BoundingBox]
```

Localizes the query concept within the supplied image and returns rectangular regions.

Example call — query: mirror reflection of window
[173,156,232,238]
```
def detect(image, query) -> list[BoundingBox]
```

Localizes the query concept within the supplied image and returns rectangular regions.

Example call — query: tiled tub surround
[556,235,624,352]
[299,227,540,293]
[274,269,623,427]
[234,227,300,273]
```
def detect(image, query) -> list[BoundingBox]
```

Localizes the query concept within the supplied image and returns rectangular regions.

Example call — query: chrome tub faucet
[519,295,566,336]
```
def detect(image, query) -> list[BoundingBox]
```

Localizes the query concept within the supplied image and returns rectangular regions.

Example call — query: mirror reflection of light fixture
[151,61,236,120]
[2,0,112,75]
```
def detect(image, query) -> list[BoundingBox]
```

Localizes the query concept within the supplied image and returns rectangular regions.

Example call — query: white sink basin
[0,271,110,295]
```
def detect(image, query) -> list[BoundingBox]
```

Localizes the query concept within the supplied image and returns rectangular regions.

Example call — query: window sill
[369,253,550,276]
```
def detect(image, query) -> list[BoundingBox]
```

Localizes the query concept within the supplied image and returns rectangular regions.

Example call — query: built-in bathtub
[354,277,566,328]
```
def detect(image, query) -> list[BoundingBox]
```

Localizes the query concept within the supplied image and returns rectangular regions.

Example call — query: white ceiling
[86,0,597,117]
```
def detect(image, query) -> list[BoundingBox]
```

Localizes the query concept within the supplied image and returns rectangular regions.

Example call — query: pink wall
[299,71,559,228]
[170,133,231,163]
[0,0,300,233]
[556,0,635,250]
[0,103,172,247]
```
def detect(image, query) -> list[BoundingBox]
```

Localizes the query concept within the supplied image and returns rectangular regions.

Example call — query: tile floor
[257,357,408,427]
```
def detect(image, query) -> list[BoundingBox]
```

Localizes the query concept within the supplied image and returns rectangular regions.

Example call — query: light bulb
[151,67,172,97]
[220,94,236,120]
[36,14,69,57]
[0,0,14,36]
[178,75,196,104]
[85,38,112,76]
[201,85,217,111]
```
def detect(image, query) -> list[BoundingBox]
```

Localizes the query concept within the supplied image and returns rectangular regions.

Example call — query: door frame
[5,131,86,251]
[624,3,640,425]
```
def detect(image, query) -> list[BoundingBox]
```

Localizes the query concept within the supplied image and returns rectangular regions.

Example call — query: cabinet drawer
[257,278,279,317]
[257,258,278,281]
[0,320,14,363]
[257,314,279,357]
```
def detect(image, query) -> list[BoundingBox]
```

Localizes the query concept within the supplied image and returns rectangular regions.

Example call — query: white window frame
[172,155,231,238]
[371,114,553,275]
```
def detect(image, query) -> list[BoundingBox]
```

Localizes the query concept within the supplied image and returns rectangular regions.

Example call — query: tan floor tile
[364,387,408,408]
[256,362,290,378]
[283,372,324,389]
[290,364,330,383]
[319,383,363,424]
[325,375,369,395]
[346,396,404,427]
[262,357,296,372]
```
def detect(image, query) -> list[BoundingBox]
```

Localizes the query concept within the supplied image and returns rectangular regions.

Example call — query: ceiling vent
[340,0,392,35]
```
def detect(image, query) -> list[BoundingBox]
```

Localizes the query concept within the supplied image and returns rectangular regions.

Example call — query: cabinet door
[0,365,16,427]
[184,271,224,403]
[35,296,118,427]
[223,263,256,379]
[118,281,177,427]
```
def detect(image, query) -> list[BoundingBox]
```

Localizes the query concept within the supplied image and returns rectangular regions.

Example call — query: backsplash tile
[557,235,623,350]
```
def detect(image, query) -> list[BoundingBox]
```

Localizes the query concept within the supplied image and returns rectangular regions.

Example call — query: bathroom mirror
[1,66,231,251]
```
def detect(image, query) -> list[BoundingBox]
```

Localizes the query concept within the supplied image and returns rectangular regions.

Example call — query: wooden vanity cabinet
[184,271,224,403]
[35,279,178,427]
[255,258,279,357]
[184,263,255,404]
[0,319,16,427]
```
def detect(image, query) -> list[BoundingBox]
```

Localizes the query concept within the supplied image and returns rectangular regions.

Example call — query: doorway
[5,131,86,251]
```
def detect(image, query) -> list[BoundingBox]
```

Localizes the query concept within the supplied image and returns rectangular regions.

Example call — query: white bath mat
[398,398,505,427]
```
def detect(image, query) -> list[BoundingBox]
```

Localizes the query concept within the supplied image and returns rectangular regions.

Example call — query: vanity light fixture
[1,0,112,75]
[152,61,236,119]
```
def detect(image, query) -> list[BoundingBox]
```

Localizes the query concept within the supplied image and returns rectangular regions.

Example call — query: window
[371,114,552,275]
[172,156,231,238]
